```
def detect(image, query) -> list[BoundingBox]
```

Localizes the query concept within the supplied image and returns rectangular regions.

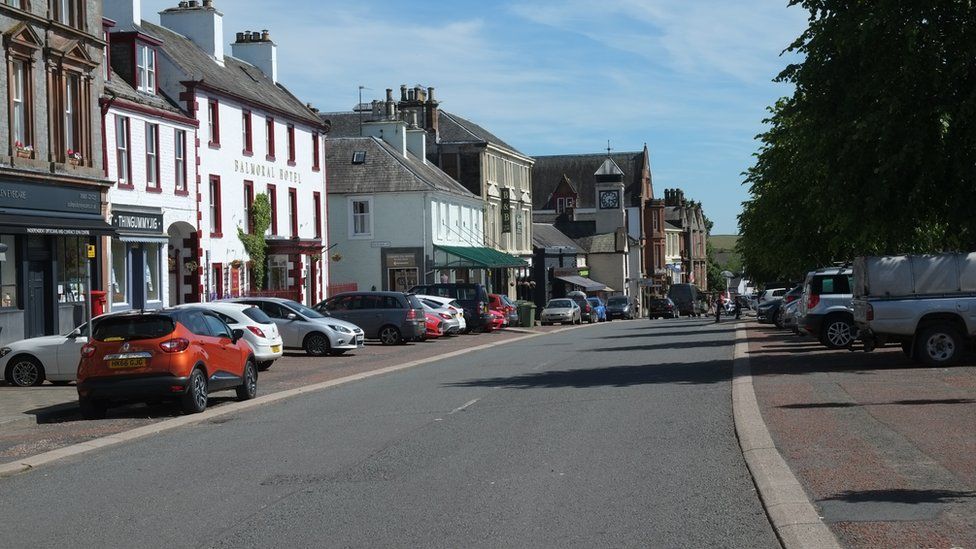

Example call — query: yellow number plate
[108,358,147,369]
[271,345,282,353]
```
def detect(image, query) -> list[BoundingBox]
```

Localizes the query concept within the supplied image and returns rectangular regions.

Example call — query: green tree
[238,193,272,290]
[739,0,976,282]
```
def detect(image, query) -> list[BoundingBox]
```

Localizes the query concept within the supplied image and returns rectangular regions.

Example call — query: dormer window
[136,43,156,94]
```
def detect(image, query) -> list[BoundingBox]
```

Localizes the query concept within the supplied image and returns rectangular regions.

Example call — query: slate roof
[575,233,620,254]
[532,223,580,251]
[104,69,185,115]
[319,111,366,138]
[532,151,648,210]
[326,137,478,199]
[140,21,322,126]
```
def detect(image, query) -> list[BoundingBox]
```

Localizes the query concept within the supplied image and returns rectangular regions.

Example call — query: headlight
[327,324,353,334]
[0,347,10,358]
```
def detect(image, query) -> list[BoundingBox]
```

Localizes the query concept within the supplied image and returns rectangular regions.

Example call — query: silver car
[798,267,856,349]
[177,302,283,370]
[229,298,364,357]
[419,298,462,335]
[540,298,581,326]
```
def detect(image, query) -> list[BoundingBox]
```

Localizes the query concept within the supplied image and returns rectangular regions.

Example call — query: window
[115,115,131,186]
[287,124,295,164]
[0,235,19,308]
[135,44,156,94]
[350,198,372,238]
[288,188,297,237]
[209,175,222,237]
[212,263,223,299]
[52,0,83,28]
[145,122,159,190]
[4,0,26,9]
[111,239,128,305]
[312,132,320,171]
[64,73,80,156]
[267,184,278,236]
[174,129,187,193]
[145,243,160,302]
[352,151,366,164]
[265,117,275,159]
[244,181,254,233]
[242,110,252,154]
[9,58,32,153]
[207,99,220,146]
[313,192,321,239]
[268,257,287,290]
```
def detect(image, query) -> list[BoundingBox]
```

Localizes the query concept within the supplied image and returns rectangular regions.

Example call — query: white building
[105,0,330,305]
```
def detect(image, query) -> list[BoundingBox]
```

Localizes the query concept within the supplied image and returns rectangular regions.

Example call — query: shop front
[0,179,113,344]
[109,209,167,312]
[382,248,423,293]
[431,245,528,294]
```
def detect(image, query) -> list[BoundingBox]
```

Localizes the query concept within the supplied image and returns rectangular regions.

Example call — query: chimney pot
[235,31,245,42]
[187,0,197,7]
[385,88,394,102]
[250,31,260,41]
[202,0,213,7]
[427,87,435,102]
[400,85,408,101]
[261,29,270,41]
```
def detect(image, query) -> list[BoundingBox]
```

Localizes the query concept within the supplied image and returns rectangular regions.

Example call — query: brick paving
[747,323,976,548]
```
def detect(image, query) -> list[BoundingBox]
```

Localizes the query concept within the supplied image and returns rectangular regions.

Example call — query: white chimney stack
[103,0,142,26]
[231,29,278,84]
[159,0,225,65]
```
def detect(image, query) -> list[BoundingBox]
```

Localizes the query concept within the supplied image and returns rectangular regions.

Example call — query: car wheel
[257,361,274,371]
[236,360,258,401]
[821,316,856,349]
[379,325,402,345]
[7,356,44,387]
[181,368,209,414]
[303,332,331,356]
[79,397,107,420]
[916,325,963,366]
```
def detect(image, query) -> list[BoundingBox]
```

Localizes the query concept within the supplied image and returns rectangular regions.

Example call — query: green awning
[433,245,529,269]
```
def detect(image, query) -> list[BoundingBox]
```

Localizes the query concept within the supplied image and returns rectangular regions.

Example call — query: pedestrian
[734,297,741,320]
[714,295,722,323]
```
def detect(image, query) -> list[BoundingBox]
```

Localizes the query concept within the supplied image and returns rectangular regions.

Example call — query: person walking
[734,296,742,320]
[714,295,722,323]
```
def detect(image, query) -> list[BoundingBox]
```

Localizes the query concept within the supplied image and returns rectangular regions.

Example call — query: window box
[15,148,33,159]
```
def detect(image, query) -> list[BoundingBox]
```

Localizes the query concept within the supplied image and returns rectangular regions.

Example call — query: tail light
[439,313,452,320]
[806,294,820,309]
[784,295,797,304]
[866,304,874,321]
[159,338,190,353]
[585,305,592,312]
[246,326,266,338]
[406,308,418,320]
[81,344,96,358]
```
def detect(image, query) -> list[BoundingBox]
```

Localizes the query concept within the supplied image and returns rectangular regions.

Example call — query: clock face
[599,190,620,209]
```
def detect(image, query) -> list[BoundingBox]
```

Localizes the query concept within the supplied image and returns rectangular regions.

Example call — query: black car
[606,296,634,320]
[647,298,677,319]
[409,283,492,333]
[757,299,783,324]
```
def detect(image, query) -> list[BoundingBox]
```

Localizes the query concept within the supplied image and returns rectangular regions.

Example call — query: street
[0,319,778,548]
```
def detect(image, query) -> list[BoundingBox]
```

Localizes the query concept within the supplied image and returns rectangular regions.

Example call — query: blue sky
[139,0,808,234]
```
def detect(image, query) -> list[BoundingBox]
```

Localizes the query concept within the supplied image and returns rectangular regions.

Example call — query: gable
[3,22,42,51]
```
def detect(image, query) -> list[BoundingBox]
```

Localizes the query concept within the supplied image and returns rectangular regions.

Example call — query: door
[251,300,302,348]
[130,246,146,309]
[55,328,87,379]
[202,314,243,383]
[26,263,47,338]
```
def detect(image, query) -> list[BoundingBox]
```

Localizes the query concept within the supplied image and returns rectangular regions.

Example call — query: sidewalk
[0,385,77,427]
[745,323,976,548]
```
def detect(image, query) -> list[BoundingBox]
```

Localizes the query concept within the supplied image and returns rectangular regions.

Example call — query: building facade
[0,0,111,344]
[663,188,709,290]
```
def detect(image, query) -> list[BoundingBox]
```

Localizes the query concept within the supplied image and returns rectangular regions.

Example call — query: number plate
[271,345,282,353]
[108,358,147,369]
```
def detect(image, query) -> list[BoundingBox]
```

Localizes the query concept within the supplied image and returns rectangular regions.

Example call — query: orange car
[77,309,257,419]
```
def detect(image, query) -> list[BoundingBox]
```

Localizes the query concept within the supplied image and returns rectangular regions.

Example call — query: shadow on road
[821,489,976,505]
[779,398,976,409]
[583,339,746,353]
[29,395,240,424]
[597,328,737,340]
[446,360,731,389]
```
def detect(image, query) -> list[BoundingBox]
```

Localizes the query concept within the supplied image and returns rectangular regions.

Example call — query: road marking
[449,398,480,415]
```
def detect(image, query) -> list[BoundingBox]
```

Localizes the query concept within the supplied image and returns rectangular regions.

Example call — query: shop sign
[386,253,416,268]
[500,188,511,234]
[112,210,164,234]
[0,179,100,215]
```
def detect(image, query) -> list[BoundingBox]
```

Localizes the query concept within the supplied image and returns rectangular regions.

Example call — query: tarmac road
[0,318,778,548]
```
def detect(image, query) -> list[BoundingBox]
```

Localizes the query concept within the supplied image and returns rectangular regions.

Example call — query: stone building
[663,189,709,290]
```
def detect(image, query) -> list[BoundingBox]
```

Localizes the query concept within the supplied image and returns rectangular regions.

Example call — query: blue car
[586,297,608,322]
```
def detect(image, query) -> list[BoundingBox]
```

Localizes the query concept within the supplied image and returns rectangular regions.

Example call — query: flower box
[15,149,32,159]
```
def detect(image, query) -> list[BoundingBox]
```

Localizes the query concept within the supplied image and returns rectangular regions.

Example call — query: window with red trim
[209,175,222,237]
[244,180,254,234]
[145,122,160,191]
[312,132,320,171]
[174,129,187,194]
[288,188,297,238]
[207,99,220,147]
[115,115,132,187]
[313,191,322,239]
[268,184,278,235]
[287,124,295,165]
[265,117,275,160]
[212,263,223,299]
[242,110,252,155]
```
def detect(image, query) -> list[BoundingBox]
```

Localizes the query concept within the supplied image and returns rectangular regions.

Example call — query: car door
[202,313,244,387]
[54,324,88,379]
[248,301,300,348]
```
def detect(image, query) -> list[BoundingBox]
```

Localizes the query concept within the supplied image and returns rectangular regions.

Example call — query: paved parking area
[746,323,976,548]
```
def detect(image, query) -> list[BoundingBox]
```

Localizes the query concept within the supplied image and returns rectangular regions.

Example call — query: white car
[175,302,283,370]
[228,297,365,356]
[416,295,466,333]
[0,324,90,387]
[540,298,582,325]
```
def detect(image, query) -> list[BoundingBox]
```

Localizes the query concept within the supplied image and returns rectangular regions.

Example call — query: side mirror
[286,312,298,321]
[68,328,82,339]
[231,328,245,343]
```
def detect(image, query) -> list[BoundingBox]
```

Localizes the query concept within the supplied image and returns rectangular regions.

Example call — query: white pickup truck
[853,253,976,365]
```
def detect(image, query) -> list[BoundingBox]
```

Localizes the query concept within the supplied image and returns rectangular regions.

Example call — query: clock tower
[594,157,626,234]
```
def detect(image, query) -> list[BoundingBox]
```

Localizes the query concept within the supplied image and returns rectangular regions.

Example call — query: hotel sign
[234,159,303,184]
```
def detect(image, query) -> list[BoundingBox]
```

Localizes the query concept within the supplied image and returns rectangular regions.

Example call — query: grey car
[229,297,364,357]
[315,292,426,345]
[799,267,856,349]
[606,296,634,320]
[540,298,581,325]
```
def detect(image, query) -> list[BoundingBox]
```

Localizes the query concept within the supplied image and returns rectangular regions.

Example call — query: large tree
[739,0,976,282]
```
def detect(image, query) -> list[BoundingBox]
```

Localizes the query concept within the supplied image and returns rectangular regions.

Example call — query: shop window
[268,257,287,290]
[145,122,159,190]
[145,243,160,302]
[0,235,19,309]
[111,239,127,305]
[55,236,87,303]
[135,43,156,94]
[174,129,187,193]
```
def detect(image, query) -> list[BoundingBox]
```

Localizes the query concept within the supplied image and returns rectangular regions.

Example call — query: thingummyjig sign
[112,210,164,234]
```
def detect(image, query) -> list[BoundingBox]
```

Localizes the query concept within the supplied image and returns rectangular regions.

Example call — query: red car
[487,309,506,332]
[424,313,445,339]
[76,309,257,418]
[488,294,519,326]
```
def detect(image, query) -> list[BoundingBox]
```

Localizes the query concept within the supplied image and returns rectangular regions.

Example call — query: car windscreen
[548,299,573,308]
[650,299,669,306]
[242,306,274,324]
[284,300,325,319]
[607,297,628,305]
[93,315,175,342]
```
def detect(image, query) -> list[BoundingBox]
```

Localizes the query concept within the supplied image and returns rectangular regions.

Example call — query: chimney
[104,0,142,26]
[159,0,225,65]
[405,111,426,163]
[424,86,439,136]
[231,28,278,83]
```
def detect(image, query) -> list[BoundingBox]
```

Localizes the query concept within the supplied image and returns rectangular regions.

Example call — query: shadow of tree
[584,339,739,353]
[598,328,737,340]
[821,489,976,504]
[446,360,731,389]
[780,398,976,409]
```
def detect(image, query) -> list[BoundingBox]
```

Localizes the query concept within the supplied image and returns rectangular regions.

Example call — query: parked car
[419,300,461,335]
[409,283,492,333]
[606,295,635,320]
[798,267,856,349]
[772,286,804,328]
[76,309,257,418]
[489,294,519,327]
[781,299,802,333]
[567,291,596,323]
[315,291,425,345]
[0,322,95,387]
[417,295,466,334]
[176,302,282,370]
[540,298,581,325]
[424,312,445,339]
[647,297,677,319]
[757,298,783,324]
[758,287,788,305]
[587,297,608,322]
[488,309,506,331]
[229,297,364,356]
[666,284,700,317]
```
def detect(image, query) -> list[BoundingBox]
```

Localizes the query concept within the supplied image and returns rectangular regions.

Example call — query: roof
[104,69,185,115]
[433,245,528,268]
[325,136,478,198]
[319,111,366,138]
[140,21,322,126]
[532,223,580,251]
[575,233,622,254]
[532,150,648,210]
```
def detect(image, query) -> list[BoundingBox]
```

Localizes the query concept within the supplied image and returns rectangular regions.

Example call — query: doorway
[389,268,418,293]
[26,262,48,338]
